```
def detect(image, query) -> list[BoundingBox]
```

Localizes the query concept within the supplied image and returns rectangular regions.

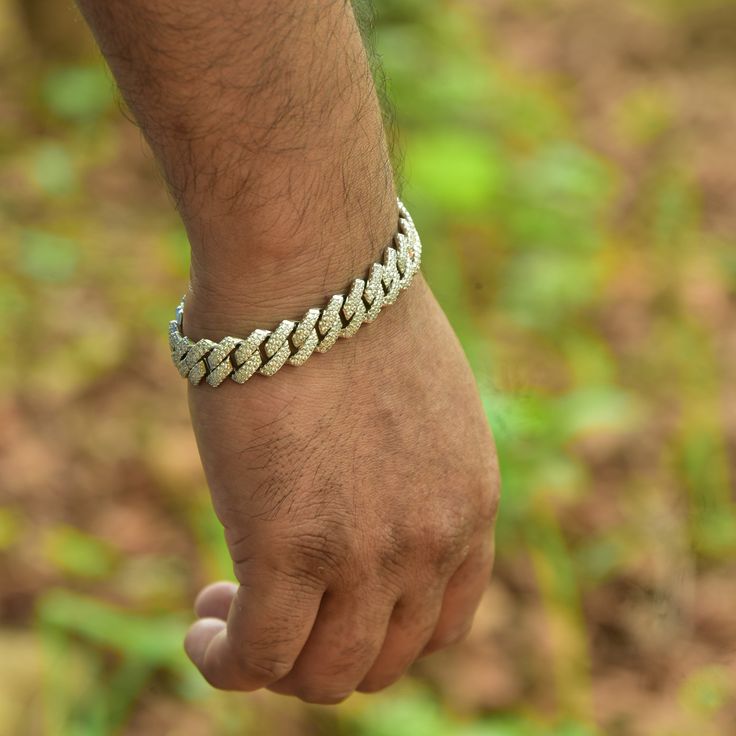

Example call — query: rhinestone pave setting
[169,199,422,386]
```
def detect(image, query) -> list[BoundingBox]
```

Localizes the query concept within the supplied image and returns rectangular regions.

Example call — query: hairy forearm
[77,0,396,332]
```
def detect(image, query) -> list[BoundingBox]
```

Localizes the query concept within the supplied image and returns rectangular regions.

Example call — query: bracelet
[169,198,422,386]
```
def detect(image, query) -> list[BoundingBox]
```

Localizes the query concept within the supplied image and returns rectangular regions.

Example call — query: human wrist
[169,196,422,386]
[182,186,399,341]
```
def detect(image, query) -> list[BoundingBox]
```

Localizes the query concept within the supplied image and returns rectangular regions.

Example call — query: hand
[183,273,500,703]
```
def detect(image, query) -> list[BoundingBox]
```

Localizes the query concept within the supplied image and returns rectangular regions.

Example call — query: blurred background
[1,0,735,734]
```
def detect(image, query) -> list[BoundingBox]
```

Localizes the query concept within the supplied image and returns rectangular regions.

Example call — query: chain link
[169,199,422,386]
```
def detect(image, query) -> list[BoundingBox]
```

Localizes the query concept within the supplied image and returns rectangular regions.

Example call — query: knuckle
[376,522,419,574]
[281,525,350,581]
[271,540,338,587]
[422,519,468,571]
[286,531,332,565]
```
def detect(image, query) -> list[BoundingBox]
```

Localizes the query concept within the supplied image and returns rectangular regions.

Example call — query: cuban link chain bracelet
[168,198,422,387]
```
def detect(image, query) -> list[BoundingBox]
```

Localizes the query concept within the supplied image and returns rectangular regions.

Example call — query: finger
[356,587,444,693]
[186,571,325,691]
[421,538,495,656]
[267,587,395,704]
[185,617,225,667]
[194,581,238,619]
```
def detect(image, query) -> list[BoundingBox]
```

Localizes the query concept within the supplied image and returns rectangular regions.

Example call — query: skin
[76,0,500,703]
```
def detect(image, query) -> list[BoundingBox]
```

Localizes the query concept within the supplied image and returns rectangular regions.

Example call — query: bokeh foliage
[1,0,735,734]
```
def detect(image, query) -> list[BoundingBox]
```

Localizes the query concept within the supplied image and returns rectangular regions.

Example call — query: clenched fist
[183,273,500,703]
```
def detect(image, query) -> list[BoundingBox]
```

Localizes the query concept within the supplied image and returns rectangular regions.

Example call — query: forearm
[76,0,396,334]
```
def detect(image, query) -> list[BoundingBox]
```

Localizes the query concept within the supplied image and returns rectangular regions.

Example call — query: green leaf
[19,230,79,283]
[498,250,603,326]
[43,526,118,579]
[42,66,114,122]
[407,131,506,214]
[556,386,644,441]
[350,693,451,736]
[31,142,77,196]
[38,589,189,669]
